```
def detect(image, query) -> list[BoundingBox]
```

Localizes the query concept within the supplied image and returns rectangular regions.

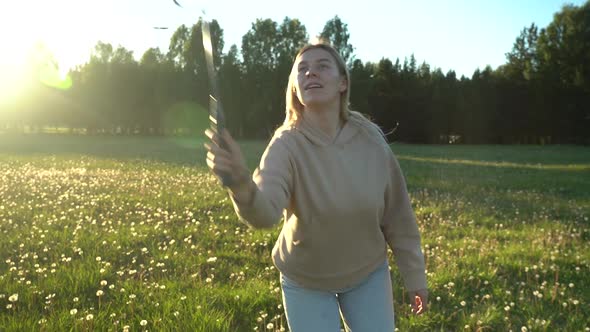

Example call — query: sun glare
[0,1,108,102]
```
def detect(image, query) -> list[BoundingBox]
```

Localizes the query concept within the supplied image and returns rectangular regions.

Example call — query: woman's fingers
[206,150,232,168]
[205,138,238,180]
[205,128,222,147]
[204,128,249,186]
[204,142,231,160]
[221,129,237,152]
[206,157,232,174]
[409,289,429,315]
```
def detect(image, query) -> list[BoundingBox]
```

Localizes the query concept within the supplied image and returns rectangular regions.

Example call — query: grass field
[0,134,589,331]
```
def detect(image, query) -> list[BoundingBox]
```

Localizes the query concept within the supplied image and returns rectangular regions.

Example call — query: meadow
[0,133,588,331]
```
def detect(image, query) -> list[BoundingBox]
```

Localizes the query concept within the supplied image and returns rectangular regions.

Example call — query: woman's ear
[339,77,348,93]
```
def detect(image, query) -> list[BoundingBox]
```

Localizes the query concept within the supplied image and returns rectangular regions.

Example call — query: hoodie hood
[294,113,361,147]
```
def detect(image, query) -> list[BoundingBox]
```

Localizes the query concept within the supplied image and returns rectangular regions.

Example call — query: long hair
[283,43,387,145]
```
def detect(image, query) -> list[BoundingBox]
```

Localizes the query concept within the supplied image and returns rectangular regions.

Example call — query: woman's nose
[305,67,317,77]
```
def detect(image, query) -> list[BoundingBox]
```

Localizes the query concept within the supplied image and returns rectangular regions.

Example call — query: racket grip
[218,136,234,187]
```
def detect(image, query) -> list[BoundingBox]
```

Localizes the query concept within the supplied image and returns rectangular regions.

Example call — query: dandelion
[521,327,528,332]
[569,283,574,288]
[460,301,466,306]
[86,314,94,321]
[8,294,18,302]
[140,320,148,326]
[96,290,104,297]
[266,323,274,329]
[70,309,77,315]
[207,257,217,263]
[73,297,79,302]
[96,256,101,262]
[100,280,108,287]
[504,306,511,311]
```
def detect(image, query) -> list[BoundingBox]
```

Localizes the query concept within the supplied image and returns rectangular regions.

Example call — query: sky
[0,0,586,78]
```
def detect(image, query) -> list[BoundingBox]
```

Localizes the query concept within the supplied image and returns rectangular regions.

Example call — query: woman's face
[293,48,347,109]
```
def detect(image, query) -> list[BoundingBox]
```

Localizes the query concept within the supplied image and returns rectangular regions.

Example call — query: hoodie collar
[294,113,360,147]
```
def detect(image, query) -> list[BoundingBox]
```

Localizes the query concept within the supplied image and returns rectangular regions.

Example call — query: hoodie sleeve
[229,134,293,229]
[380,147,427,292]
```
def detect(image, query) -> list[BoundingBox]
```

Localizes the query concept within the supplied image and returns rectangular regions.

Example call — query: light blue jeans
[280,260,395,332]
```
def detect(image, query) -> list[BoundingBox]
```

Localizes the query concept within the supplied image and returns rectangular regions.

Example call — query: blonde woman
[204,43,428,331]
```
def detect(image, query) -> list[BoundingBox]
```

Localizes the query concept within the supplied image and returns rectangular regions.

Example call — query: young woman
[204,43,428,331]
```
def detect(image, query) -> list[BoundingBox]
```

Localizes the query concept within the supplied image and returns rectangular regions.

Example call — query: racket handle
[209,96,233,187]
[218,135,234,187]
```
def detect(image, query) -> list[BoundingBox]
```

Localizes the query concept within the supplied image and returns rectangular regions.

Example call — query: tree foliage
[2,4,588,144]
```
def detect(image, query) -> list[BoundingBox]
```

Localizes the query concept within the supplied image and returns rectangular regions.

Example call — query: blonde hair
[283,42,388,145]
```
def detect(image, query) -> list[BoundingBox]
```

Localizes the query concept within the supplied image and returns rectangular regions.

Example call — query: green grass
[0,134,589,331]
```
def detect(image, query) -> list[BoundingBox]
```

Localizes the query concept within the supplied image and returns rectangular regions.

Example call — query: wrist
[229,177,255,205]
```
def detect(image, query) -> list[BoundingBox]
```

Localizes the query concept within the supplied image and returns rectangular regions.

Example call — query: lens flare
[38,62,73,90]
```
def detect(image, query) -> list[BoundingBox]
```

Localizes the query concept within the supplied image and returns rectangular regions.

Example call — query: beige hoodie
[230,112,426,292]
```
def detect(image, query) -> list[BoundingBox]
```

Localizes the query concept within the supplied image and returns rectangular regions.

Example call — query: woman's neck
[303,105,343,140]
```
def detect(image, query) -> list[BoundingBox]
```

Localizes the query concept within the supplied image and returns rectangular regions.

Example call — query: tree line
[1,1,588,144]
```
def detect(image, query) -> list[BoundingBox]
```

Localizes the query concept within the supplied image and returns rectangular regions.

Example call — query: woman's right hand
[204,128,252,194]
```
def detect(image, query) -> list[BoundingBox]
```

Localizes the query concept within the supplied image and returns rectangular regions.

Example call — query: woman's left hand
[409,289,428,315]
